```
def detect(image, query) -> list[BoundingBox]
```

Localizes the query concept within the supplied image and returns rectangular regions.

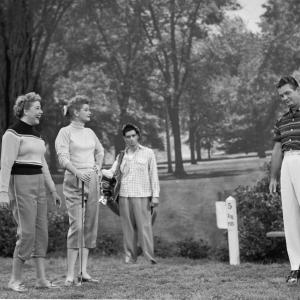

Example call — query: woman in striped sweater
[0,92,61,292]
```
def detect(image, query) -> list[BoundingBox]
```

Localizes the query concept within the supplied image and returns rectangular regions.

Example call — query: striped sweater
[0,120,56,193]
[273,108,300,152]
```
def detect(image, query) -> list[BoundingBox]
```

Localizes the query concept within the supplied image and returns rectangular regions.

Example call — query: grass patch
[0,256,298,299]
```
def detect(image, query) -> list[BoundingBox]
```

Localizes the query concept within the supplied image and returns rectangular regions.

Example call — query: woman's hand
[0,192,9,209]
[75,171,91,183]
[51,191,61,208]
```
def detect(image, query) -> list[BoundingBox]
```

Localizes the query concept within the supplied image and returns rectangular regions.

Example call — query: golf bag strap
[113,150,125,177]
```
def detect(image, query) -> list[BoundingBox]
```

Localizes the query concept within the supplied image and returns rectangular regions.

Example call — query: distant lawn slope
[53,156,269,247]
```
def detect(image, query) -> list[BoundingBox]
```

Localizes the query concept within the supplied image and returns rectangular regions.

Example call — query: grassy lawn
[0,256,297,299]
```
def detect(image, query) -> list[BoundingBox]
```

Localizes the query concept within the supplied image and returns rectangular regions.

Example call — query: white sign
[215,201,227,229]
[215,196,240,265]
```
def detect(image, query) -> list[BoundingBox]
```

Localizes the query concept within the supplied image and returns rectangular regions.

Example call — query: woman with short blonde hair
[0,92,61,292]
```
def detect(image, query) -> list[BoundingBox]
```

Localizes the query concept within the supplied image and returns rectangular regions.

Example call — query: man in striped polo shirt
[269,75,300,285]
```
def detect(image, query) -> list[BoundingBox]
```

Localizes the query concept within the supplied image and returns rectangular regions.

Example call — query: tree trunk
[6,0,33,126]
[189,105,197,164]
[48,139,58,173]
[196,132,202,161]
[167,99,185,177]
[189,126,196,164]
[165,106,173,173]
[114,100,129,157]
[207,140,211,160]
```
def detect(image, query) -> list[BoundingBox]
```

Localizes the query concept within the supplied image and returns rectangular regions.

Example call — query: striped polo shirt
[273,108,300,152]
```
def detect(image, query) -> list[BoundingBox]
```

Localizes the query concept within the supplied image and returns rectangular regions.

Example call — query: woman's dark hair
[276,76,299,90]
[122,123,140,137]
[13,92,41,119]
[65,95,90,119]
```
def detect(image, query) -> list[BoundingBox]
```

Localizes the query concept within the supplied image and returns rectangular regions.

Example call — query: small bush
[0,207,16,257]
[233,163,287,262]
[154,236,177,258]
[47,211,69,253]
[96,233,122,256]
[176,237,210,259]
[212,244,229,262]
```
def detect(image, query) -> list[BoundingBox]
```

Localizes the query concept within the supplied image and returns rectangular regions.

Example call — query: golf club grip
[81,181,84,208]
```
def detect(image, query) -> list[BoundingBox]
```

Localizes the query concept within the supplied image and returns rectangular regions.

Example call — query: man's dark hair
[276,76,299,90]
[122,123,140,137]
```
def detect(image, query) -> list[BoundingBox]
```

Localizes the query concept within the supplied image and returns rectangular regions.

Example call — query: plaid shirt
[109,145,160,198]
[273,108,300,152]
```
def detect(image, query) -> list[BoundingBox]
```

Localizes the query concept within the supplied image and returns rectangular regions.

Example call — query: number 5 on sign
[215,196,240,265]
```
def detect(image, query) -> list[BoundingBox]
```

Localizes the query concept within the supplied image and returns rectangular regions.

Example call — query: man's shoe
[286,270,300,285]
[125,256,137,264]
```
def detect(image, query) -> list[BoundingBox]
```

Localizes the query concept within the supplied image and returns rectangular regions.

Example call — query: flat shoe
[35,281,60,289]
[64,280,81,287]
[8,282,28,293]
[78,276,99,283]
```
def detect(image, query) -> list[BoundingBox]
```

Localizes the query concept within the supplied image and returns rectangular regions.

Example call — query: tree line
[0,0,299,176]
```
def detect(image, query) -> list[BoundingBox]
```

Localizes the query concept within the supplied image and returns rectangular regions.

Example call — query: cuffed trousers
[63,170,99,249]
[281,151,300,270]
[9,174,48,261]
[119,196,155,262]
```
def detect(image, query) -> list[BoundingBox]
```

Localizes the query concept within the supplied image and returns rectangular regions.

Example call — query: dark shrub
[233,164,287,262]
[0,207,16,257]
[47,211,69,253]
[212,244,230,262]
[176,237,210,259]
[96,233,122,256]
[154,236,177,258]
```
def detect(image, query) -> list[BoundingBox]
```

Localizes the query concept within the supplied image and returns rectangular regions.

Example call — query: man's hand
[269,178,278,195]
[0,191,9,209]
[51,191,61,208]
[150,197,159,208]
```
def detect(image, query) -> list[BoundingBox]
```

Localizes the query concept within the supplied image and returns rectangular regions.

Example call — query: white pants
[281,151,300,270]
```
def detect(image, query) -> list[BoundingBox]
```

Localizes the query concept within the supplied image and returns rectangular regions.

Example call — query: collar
[70,121,85,129]
[125,144,143,153]
[19,119,34,129]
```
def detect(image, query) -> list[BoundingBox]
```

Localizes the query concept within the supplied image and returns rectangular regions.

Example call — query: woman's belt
[11,163,42,175]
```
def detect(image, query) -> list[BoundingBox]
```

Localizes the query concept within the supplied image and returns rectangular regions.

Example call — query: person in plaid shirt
[103,124,160,264]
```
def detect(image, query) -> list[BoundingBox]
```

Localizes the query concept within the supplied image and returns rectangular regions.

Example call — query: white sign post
[215,196,240,265]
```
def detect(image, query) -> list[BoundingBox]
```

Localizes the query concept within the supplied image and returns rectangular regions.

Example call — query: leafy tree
[202,17,276,157]
[79,0,164,154]
[260,0,300,75]
[139,0,239,176]
[0,0,73,140]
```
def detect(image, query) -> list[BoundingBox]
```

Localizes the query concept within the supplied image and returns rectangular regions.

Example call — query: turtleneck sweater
[55,121,104,172]
[0,120,56,193]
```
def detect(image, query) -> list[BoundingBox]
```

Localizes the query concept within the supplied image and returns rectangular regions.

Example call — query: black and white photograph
[0,0,299,299]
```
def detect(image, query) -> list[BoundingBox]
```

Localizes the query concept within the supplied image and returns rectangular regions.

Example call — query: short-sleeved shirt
[273,108,300,152]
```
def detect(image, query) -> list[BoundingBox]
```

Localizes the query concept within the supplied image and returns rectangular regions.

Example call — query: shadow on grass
[159,168,257,181]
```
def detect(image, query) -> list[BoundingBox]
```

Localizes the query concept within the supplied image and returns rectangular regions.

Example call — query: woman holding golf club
[55,95,104,286]
[0,92,61,292]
